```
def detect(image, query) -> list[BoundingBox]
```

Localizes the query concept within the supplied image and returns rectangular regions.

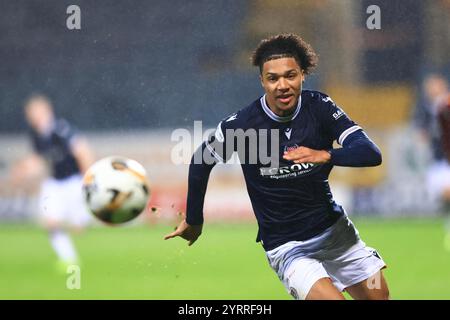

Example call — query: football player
[416,74,450,249]
[165,34,389,300]
[12,94,94,269]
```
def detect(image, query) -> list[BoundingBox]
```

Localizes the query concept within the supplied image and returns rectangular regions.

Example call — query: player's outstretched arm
[164,219,203,246]
[71,137,95,174]
[10,153,46,187]
[164,142,217,245]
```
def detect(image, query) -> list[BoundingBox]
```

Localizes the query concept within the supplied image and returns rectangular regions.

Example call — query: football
[82,156,150,224]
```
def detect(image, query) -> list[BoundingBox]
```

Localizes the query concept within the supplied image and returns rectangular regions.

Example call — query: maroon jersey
[437,95,450,163]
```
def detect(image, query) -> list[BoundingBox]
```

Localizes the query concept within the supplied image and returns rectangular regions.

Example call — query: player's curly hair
[251,33,318,75]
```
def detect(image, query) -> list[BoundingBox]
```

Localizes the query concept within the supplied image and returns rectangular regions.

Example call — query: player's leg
[267,247,345,300]
[344,270,389,300]
[286,258,345,300]
[39,178,79,266]
[443,187,450,250]
[67,174,92,234]
[323,242,388,300]
[305,277,345,300]
[318,214,388,300]
[426,161,450,251]
[48,228,79,266]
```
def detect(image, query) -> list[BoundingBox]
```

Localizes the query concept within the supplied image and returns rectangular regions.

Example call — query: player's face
[25,99,54,134]
[424,75,448,104]
[260,57,304,116]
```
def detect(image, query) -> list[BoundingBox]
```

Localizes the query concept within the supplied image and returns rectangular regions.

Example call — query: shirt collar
[260,93,302,123]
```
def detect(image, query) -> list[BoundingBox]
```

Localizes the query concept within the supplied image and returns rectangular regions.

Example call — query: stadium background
[1,0,449,299]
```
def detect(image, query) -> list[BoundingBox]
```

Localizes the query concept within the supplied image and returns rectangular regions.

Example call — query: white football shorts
[38,174,91,228]
[266,214,386,300]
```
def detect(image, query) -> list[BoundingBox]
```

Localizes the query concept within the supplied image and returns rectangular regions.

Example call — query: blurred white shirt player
[12,94,94,268]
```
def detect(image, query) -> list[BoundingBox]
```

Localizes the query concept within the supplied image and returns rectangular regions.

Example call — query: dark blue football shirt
[30,119,80,180]
[188,90,369,251]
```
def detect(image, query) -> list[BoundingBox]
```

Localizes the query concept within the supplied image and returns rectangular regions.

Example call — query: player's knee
[367,280,390,300]
[304,277,345,300]
[442,187,450,202]
[43,219,62,231]
[370,287,390,300]
[70,225,86,234]
[378,285,390,300]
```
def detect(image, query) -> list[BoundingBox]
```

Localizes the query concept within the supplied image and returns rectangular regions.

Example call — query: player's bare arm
[71,137,95,174]
[164,141,215,246]
[10,153,46,186]
[164,219,203,246]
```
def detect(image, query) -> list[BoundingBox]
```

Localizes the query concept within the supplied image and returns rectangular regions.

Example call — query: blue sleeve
[185,142,217,225]
[185,111,243,225]
[315,93,361,145]
[185,112,238,225]
[329,130,382,167]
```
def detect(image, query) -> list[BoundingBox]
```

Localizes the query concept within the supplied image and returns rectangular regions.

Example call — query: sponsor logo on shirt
[332,109,344,120]
[259,162,316,179]
[284,128,292,140]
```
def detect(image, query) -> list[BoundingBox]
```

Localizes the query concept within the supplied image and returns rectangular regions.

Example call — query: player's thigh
[65,175,92,228]
[322,241,387,295]
[282,257,342,300]
[306,277,345,300]
[426,161,450,201]
[345,270,390,300]
[39,179,65,227]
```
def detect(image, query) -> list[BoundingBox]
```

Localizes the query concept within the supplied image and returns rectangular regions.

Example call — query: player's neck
[262,95,301,122]
[273,107,296,117]
[266,97,299,116]
[37,119,55,137]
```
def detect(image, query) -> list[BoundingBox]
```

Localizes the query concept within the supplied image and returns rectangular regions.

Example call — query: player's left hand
[283,146,331,164]
[164,219,203,246]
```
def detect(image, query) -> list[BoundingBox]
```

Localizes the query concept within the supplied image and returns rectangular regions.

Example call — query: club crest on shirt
[283,143,299,153]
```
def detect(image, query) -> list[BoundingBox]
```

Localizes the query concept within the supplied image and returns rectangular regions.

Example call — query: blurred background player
[414,74,450,250]
[11,94,95,268]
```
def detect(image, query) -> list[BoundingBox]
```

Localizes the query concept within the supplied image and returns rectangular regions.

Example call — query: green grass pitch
[1,218,449,299]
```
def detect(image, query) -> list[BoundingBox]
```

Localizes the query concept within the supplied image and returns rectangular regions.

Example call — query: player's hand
[283,146,331,164]
[164,219,203,246]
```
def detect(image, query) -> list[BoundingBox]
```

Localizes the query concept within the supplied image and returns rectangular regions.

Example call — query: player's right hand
[164,219,203,246]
